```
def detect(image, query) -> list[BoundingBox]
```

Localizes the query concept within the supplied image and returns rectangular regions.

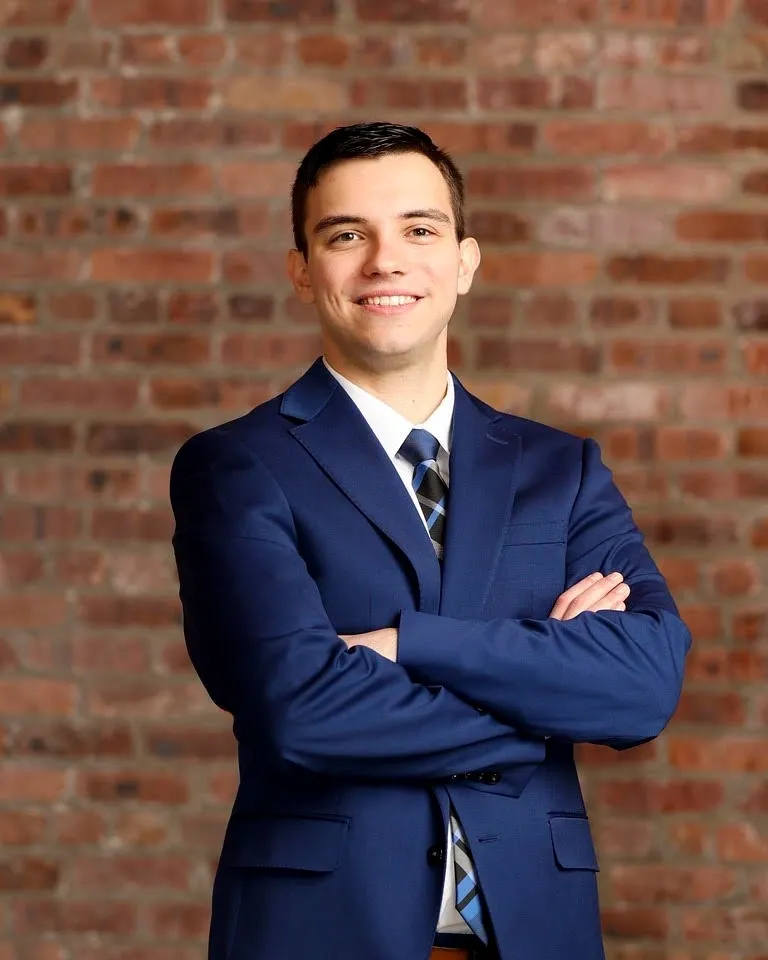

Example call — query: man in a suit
[170,122,691,960]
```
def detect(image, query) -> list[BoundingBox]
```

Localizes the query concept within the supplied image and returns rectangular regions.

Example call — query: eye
[330,231,361,244]
[409,226,435,238]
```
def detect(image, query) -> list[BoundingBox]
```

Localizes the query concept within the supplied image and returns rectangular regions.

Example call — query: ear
[457,237,481,296]
[287,248,315,304]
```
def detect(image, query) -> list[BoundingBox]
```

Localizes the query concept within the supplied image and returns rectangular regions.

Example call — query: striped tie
[398,428,489,944]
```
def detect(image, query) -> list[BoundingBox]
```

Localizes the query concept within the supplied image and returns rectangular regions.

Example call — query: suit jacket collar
[281,359,521,619]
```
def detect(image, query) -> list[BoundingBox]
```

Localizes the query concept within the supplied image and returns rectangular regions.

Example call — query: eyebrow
[312,208,453,235]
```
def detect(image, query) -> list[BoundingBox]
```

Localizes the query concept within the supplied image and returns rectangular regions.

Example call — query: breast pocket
[488,519,567,618]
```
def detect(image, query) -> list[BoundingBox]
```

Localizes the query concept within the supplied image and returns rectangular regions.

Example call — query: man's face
[288,152,480,376]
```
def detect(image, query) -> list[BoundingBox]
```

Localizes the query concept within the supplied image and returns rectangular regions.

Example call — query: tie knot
[399,428,440,468]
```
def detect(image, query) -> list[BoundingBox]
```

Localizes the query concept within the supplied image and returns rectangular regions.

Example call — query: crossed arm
[341,571,632,661]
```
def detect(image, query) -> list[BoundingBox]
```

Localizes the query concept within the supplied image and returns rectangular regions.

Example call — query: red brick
[16,204,139,240]
[91,508,173,542]
[223,75,345,111]
[592,818,656,858]
[557,76,594,109]
[740,429,768,457]
[654,427,728,460]
[12,722,133,759]
[13,901,136,936]
[542,120,669,156]
[677,123,768,153]
[521,293,578,327]
[414,35,467,67]
[603,165,730,201]
[607,0,735,24]
[0,812,46,847]
[591,296,656,327]
[0,680,76,718]
[677,211,768,241]
[79,598,181,629]
[687,648,766,682]
[55,37,113,69]
[0,77,77,107]
[638,514,737,546]
[0,858,59,892]
[478,0,598,26]
[112,810,170,847]
[470,34,528,70]
[0,249,82,282]
[601,906,669,940]
[0,293,36,326]
[739,81,768,110]
[47,291,99,323]
[143,726,233,760]
[148,903,210,939]
[352,78,467,110]
[711,559,761,596]
[547,383,668,421]
[682,906,768,944]
[4,38,50,69]
[610,865,736,903]
[675,691,747,726]
[608,339,727,374]
[598,779,724,814]
[5,0,75,25]
[150,117,277,150]
[746,253,768,282]
[20,378,138,411]
[78,770,189,804]
[234,32,290,67]
[469,210,531,244]
[681,384,768,420]
[670,737,768,772]
[93,332,211,367]
[659,33,712,68]
[608,256,730,284]
[425,122,536,155]
[90,0,210,25]
[91,250,214,284]
[669,298,721,329]
[297,33,351,66]
[744,169,768,194]
[477,338,600,372]
[218,160,294,198]
[0,594,68,630]
[538,207,669,247]
[225,0,334,20]
[86,422,196,455]
[481,252,598,286]
[747,0,768,23]
[0,550,46,587]
[601,74,728,112]
[477,78,551,110]
[90,77,212,110]
[0,766,67,802]
[753,518,768,548]
[93,164,213,197]
[744,341,768,375]
[71,856,193,892]
[168,291,223,323]
[71,635,150,675]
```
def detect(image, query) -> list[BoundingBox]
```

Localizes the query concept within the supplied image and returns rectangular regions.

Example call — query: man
[171,122,691,960]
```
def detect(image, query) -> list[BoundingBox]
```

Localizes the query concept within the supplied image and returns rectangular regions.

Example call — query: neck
[325,355,449,423]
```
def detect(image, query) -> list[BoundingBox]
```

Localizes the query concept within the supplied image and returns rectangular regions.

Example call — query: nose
[362,237,405,277]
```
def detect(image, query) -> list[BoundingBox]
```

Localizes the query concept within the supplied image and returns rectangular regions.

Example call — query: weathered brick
[601,74,728,112]
[225,0,334,20]
[223,75,345,111]
[477,0,599,27]
[90,77,212,110]
[481,252,599,286]
[0,78,77,107]
[603,165,731,201]
[89,0,210,26]
[91,250,214,283]
[78,770,189,804]
[542,120,670,155]
[13,900,137,936]
[608,256,730,284]
[93,164,213,197]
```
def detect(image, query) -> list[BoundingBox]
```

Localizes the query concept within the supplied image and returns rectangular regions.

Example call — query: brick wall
[1,0,767,957]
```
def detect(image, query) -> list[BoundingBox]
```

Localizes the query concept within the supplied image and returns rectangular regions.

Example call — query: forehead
[306,152,454,223]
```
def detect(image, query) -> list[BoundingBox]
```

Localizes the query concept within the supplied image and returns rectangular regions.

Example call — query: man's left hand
[340,628,398,661]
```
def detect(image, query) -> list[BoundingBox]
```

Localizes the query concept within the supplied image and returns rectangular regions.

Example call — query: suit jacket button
[427,844,446,867]
[486,772,501,785]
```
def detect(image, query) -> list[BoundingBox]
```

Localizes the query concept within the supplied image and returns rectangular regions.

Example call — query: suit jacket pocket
[220,813,350,873]
[549,816,599,871]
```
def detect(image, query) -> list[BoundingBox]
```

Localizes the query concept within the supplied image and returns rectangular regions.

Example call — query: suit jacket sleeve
[398,438,692,748]
[171,428,545,789]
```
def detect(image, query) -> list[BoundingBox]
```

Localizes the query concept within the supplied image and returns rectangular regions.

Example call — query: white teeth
[360,295,417,306]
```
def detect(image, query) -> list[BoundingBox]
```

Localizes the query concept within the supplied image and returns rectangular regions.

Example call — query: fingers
[549,572,630,620]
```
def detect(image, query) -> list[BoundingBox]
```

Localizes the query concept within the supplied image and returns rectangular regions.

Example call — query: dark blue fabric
[171,357,691,960]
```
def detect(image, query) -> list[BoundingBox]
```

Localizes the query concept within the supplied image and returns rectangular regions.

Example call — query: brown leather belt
[430,948,473,960]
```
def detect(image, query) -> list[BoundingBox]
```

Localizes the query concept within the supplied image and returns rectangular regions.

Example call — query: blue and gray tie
[398,428,489,944]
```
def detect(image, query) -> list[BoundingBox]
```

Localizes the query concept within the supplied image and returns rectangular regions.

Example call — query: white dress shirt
[324,359,471,936]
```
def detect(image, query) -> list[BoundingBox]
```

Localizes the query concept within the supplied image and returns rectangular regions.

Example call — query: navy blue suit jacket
[170,358,691,960]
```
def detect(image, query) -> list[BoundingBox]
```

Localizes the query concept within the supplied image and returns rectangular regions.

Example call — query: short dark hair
[291,121,466,259]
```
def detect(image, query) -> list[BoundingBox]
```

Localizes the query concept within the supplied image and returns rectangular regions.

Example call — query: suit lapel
[281,360,442,615]
[440,379,522,619]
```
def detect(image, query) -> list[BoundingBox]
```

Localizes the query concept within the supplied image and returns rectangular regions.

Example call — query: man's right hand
[549,572,630,621]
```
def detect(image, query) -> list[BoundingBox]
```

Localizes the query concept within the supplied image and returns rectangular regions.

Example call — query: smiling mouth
[355,295,422,306]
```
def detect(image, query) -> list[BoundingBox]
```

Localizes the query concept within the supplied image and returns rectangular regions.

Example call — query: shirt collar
[323,358,454,460]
